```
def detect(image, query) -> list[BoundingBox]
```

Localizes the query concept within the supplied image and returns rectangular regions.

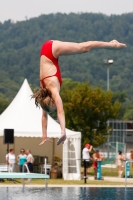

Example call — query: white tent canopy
[0,79,81,139]
[0,79,81,180]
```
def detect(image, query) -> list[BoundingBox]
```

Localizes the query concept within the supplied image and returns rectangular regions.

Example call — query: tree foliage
[123,103,133,120]
[61,82,121,147]
[0,13,133,105]
[0,98,9,114]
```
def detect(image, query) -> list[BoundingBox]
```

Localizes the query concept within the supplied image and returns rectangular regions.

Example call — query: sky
[0,0,133,23]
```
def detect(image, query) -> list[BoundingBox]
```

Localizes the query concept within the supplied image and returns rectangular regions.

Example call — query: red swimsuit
[40,40,62,88]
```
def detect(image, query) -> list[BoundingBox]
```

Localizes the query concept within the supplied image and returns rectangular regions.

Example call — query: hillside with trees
[0,12,133,104]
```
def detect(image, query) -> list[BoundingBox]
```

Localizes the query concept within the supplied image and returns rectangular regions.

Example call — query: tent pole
[52,138,55,165]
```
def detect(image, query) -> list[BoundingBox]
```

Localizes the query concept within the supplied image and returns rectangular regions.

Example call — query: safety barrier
[125,160,133,187]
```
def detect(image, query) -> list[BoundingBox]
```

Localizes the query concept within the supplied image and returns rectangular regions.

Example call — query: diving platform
[0,172,50,189]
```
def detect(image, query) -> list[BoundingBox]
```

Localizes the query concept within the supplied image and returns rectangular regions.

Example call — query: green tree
[123,103,133,120]
[61,78,79,91]
[61,83,121,148]
[111,91,127,104]
[0,98,9,114]
[111,91,127,119]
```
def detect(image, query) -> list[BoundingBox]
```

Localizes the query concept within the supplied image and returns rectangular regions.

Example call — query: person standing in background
[130,151,133,168]
[82,143,93,178]
[5,149,16,172]
[17,148,27,172]
[92,149,103,179]
[25,150,34,172]
[117,150,125,178]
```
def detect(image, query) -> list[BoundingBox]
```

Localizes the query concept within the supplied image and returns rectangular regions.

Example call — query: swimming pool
[0,187,133,200]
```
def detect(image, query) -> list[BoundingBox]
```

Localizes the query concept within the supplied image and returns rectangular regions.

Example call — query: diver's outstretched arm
[39,109,53,145]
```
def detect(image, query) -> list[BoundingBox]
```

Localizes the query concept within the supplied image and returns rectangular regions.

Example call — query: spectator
[25,150,34,172]
[82,144,93,178]
[117,150,125,178]
[92,150,103,179]
[5,149,16,172]
[17,148,27,172]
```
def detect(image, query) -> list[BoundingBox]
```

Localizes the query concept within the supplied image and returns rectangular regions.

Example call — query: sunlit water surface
[0,187,132,200]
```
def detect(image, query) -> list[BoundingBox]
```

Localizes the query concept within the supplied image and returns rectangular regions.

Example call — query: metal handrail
[23,163,30,173]
[125,160,133,187]
[22,163,31,188]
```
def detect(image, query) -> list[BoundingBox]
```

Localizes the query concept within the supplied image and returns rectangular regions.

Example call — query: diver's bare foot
[39,137,53,145]
[110,40,127,49]
[57,134,66,145]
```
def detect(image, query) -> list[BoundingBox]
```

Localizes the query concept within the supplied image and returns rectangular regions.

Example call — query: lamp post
[103,59,114,159]
[103,59,114,90]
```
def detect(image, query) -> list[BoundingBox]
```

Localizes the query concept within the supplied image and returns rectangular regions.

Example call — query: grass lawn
[0,178,133,186]
[82,165,133,177]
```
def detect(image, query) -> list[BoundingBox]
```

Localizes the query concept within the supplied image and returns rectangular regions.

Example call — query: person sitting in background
[5,149,16,172]
[82,143,93,178]
[25,150,34,173]
[17,148,27,172]
[92,150,103,179]
[117,150,125,178]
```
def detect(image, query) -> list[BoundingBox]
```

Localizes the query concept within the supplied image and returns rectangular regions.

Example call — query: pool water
[0,187,133,200]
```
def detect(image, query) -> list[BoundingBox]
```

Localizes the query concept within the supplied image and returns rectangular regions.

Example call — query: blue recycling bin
[97,161,102,179]
[126,162,130,178]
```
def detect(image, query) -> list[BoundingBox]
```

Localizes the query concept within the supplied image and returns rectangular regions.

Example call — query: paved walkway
[0,185,133,187]
[0,184,133,188]
[89,176,133,183]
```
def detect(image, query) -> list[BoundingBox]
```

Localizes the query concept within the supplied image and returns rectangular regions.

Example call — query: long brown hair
[31,87,52,107]
[31,88,56,113]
